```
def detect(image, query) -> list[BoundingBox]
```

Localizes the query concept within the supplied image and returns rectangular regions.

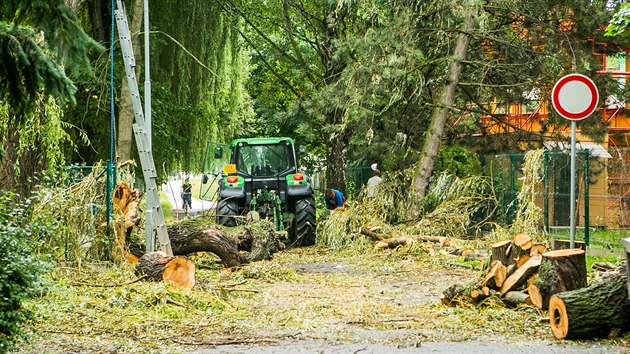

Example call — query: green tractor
[202,137,316,246]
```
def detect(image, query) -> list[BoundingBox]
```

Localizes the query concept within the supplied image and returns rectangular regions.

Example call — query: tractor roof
[231,137,294,147]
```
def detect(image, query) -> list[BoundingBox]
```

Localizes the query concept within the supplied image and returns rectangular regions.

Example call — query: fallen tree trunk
[533,248,586,309]
[549,271,630,340]
[166,218,284,267]
[135,251,195,289]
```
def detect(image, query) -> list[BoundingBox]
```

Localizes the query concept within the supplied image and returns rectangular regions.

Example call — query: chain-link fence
[484,148,630,248]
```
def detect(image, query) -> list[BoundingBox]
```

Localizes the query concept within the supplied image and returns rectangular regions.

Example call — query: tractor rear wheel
[293,197,316,246]
[217,199,239,227]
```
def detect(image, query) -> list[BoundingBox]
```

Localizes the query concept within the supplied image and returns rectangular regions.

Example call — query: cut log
[359,226,384,241]
[549,272,630,340]
[502,291,532,308]
[499,255,541,295]
[552,239,585,251]
[491,240,513,266]
[417,235,448,247]
[528,283,543,309]
[482,286,490,296]
[509,233,532,264]
[375,236,412,249]
[530,244,547,256]
[532,248,587,309]
[479,260,507,290]
[135,251,195,289]
[506,264,517,278]
[515,254,531,268]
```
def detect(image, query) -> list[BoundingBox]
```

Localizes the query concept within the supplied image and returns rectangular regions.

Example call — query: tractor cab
[202,137,316,246]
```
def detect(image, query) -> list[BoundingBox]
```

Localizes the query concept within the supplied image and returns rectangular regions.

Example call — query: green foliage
[434,146,482,178]
[0,0,103,114]
[30,166,109,262]
[605,2,630,38]
[0,192,47,352]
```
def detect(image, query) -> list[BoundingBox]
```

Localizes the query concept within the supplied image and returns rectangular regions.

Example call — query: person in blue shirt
[324,188,346,210]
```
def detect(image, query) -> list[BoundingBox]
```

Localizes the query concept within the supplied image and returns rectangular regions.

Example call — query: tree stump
[552,239,585,251]
[136,251,195,289]
[491,240,513,266]
[509,233,532,264]
[549,272,630,340]
[533,248,586,309]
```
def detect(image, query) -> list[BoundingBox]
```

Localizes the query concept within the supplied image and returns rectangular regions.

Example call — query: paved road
[163,179,215,218]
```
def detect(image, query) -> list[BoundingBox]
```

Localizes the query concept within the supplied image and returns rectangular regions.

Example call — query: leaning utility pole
[115,0,172,255]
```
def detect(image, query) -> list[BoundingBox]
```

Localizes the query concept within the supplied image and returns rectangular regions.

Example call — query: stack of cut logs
[441,233,630,340]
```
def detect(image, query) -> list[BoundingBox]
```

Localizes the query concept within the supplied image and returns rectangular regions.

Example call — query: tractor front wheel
[217,199,239,227]
[293,197,316,246]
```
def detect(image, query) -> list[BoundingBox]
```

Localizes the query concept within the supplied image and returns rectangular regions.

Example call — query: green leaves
[0,192,47,352]
[0,24,76,113]
[0,0,102,114]
[605,3,630,38]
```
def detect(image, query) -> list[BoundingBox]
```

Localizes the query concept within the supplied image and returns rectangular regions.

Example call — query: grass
[21,245,574,353]
[547,227,630,250]
[159,191,174,222]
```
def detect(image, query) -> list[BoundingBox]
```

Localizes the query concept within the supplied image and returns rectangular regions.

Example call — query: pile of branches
[318,172,495,249]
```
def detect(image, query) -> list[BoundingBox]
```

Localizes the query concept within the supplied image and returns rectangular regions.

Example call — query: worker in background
[324,188,346,210]
[366,169,383,198]
[181,178,192,210]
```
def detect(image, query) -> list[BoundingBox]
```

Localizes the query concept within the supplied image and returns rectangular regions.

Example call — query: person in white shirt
[366,169,383,198]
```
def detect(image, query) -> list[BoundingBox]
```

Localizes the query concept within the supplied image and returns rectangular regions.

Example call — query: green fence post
[584,149,590,246]
[544,151,550,235]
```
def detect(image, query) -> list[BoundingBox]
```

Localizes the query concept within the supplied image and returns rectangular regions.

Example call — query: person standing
[324,188,346,210]
[366,169,383,197]
[181,179,192,210]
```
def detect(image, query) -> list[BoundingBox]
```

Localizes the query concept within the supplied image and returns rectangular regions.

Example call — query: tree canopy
[0,0,625,195]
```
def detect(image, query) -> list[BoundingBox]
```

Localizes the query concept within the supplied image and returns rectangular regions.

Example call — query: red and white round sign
[551,74,599,121]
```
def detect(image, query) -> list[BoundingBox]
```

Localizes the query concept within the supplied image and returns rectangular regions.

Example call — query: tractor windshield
[237,144,290,176]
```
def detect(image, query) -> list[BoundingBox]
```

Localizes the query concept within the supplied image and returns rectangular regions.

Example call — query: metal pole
[144,0,154,252]
[570,121,577,248]
[144,0,151,148]
[107,0,116,241]
[584,149,590,246]
[544,151,550,235]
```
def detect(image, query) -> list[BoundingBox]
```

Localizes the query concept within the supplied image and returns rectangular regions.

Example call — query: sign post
[551,74,598,248]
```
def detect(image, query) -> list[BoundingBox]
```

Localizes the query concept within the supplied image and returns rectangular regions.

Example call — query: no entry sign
[551,74,599,120]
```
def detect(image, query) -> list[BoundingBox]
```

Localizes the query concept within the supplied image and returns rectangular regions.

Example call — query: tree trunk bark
[533,248,587,309]
[166,219,284,267]
[325,129,349,193]
[117,0,144,161]
[491,240,513,266]
[549,272,630,340]
[88,0,107,44]
[412,0,478,197]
